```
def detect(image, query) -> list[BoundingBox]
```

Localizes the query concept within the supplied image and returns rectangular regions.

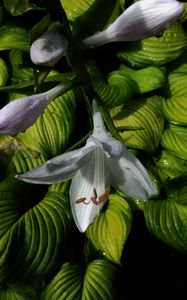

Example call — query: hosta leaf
[10,147,47,174]
[82,260,118,300]
[0,284,37,299]
[120,65,166,93]
[0,178,72,283]
[86,194,132,264]
[111,95,164,154]
[117,23,187,68]
[152,150,187,183]
[92,70,137,107]
[41,262,83,300]
[61,0,120,39]
[144,188,187,253]
[166,71,187,98]
[9,50,33,84]
[0,25,30,52]
[165,175,187,205]
[17,89,77,158]
[41,260,118,300]
[161,124,187,160]
[4,0,41,16]
[162,97,187,125]
[0,58,8,86]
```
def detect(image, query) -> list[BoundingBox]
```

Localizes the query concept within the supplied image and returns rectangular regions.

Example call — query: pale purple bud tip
[0,84,65,135]
[83,0,184,47]
[30,22,68,66]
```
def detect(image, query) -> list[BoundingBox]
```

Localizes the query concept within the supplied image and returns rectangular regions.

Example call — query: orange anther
[98,188,110,203]
[75,197,86,204]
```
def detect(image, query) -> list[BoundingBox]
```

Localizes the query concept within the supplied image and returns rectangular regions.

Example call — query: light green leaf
[111,95,164,154]
[17,89,77,158]
[61,0,120,39]
[86,194,132,264]
[120,65,166,93]
[41,260,118,300]
[162,97,187,125]
[166,71,187,98]
[117,23,187,68]
[161,124,187,160]
[0,25,30,52]
[0,178,72,283]
[92,70,137,107]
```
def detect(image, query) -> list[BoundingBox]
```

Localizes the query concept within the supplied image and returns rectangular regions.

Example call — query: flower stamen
[98,188,110,204]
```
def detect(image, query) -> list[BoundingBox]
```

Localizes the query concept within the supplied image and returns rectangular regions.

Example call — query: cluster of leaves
[0,0,187,299]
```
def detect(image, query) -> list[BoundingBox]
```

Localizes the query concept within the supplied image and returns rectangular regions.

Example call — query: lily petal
[70,148,110,232]
[0,83,65,135]
[108,150,157,201]
[16,141,98,184]
[30,22,68,66]
[83,0,184,47]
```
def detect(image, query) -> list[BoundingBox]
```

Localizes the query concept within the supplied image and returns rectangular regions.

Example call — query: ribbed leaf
[41,260,118,300]
[4,0,40,16]
[152,150,187,183]
[60,0,120,39]
[120,65,166,93]
[93,70,137,107]
[82,260,118,300]
[144,199,187,252]
[0,58,8,86]
[86,194,132,264]
[161,124,187,160]
[162,97,187,125]
[0,284,37,299]
[18,89,77,158]
[9,50,33,84]
[0,25,29,52]
[0,178,72,283]
[111,95,164,154]
[41,262,83,300]
[117,23,187,68]
[166,71,187,98]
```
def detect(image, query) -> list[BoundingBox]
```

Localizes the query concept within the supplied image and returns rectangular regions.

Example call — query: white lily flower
[0,83,66,135]
[83,0,184,47]
[16,101,157,232]
[30,22,68,66]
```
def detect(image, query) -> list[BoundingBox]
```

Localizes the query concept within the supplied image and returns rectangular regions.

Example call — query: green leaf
[4,0,42,16]
[0,25,30,52]
[0,58,8,86]
[41,260,118,300]
[117,23,187,68]
[111,95,164,154]
[152,150,187,183]
[82,260,118,300]
[165,174,187,205]
[161,124,187,160]
[41,262,83,300]
[166,70,187,98]
[162,97,187,125]
[92,70,137,107]
[86,194,132,264]
[0,178,72,283]
[17,89,77,158]
[144,199,187,253]
[120,65,166,94]
[61,0,120,39]
[0,284,37,299]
